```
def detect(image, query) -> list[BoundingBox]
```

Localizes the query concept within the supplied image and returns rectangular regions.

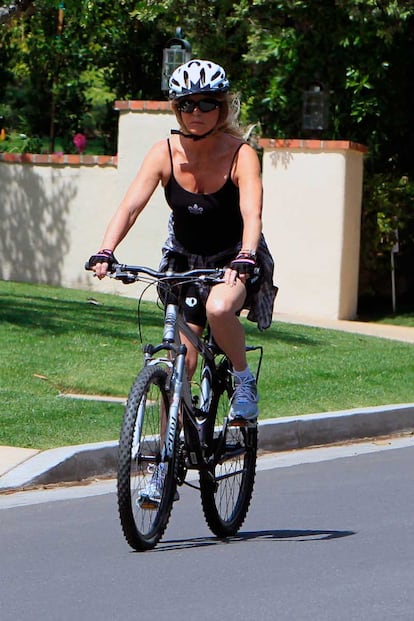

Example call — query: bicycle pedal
[228,418,247,427]
[137,497,159,511]
[228,417,257,428]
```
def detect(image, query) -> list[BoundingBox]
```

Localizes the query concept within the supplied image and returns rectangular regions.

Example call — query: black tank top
[164,139,243,255]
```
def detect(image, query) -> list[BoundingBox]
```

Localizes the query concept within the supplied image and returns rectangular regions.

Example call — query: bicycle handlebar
[84,261,225,284]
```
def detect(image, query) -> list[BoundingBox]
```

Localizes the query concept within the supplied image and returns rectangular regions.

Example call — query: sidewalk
[274,313,414,344]
[1,316,413,492]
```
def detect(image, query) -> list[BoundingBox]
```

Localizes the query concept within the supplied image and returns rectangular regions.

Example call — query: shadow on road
[148,528,356,552]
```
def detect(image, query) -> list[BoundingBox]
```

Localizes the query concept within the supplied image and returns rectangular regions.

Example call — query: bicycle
[86,261,263,551]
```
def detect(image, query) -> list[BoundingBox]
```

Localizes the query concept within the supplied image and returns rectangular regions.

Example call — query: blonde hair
[171,92,244,139]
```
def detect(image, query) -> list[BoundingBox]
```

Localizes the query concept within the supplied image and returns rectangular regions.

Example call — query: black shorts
[161,252,210,327]
[180,273,262,328]
[180,282,207,327]
[162,251,262,329]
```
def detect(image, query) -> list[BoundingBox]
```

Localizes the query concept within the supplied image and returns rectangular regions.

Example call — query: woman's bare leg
[206,281,258,420]
[179,323,204,380]
[205,281,248,371]
[160,323,203,439]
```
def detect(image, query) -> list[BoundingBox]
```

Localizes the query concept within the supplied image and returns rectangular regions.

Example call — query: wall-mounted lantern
[161,28,192,93]
[302,81,329,135]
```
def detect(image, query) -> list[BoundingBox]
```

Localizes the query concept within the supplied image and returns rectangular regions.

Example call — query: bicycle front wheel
[117,365,177,551]
[200,366,258,537]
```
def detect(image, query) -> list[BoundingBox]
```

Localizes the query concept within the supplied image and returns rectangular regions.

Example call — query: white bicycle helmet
[169,59,230,99]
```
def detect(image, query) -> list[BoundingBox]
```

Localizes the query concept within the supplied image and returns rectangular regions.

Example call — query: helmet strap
[170,128,215,141]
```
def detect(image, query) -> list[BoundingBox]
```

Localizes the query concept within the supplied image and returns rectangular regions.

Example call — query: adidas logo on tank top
[188,203,204,215]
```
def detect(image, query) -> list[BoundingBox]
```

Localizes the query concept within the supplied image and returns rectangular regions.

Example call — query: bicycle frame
[90,261,263,466]
[142,299,220,469]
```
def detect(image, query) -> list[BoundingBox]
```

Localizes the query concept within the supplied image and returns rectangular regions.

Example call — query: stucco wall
[260,139,366,319]
[0,157,118,290]
[0,103,366,318]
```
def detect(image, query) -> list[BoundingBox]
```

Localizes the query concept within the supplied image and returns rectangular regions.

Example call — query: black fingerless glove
[86,249,118,270]
[230,251,257,276]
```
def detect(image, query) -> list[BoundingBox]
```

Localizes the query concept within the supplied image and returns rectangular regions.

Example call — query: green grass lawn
[363,312,414,328]
[1,280,414,449]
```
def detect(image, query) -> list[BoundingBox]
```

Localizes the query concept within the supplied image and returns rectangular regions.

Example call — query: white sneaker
[229,374,259,421]
[138,463,179,509]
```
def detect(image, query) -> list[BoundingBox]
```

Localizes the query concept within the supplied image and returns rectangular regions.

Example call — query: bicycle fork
[162,345,190,462]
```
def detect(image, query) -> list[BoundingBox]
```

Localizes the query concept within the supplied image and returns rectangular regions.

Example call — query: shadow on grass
[1,284,324,347]
[357,295,414,327]
[246,320,323,347]
[359,310,414,327]
[0,290,164,342]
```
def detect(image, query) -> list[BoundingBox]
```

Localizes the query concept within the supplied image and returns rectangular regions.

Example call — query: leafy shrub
[359,172,414,302]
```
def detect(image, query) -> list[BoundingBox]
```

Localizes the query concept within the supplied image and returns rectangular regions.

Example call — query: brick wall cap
[0,153,118,166]
[114,100,173,113]
[259,138,367,153]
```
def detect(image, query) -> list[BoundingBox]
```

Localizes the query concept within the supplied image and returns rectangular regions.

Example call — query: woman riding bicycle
[89,59,277,422]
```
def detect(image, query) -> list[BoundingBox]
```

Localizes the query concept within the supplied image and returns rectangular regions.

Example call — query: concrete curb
[0,441,118,491]
[1,403,413,492]
[258,403,414,451]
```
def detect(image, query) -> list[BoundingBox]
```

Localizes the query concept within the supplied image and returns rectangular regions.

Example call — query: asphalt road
[1,438,413,621]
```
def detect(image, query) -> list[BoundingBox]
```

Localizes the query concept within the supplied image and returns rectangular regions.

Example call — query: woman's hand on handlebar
[86,249,117,279]
[226,251,257,286]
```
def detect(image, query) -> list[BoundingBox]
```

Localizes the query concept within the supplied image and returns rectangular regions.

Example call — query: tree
[0,0,34,24]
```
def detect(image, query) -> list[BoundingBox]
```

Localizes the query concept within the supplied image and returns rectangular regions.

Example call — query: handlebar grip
[84,259,116,273]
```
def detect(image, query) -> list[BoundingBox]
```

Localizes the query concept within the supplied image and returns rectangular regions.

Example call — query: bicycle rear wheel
[117,365,177,551]
[199,361,258,537]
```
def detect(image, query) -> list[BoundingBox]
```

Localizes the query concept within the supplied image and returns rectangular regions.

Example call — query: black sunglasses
[177,98,221,113]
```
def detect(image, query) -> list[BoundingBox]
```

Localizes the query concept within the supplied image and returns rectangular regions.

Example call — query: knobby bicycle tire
[199,360,258,537]
[117,364,178,551]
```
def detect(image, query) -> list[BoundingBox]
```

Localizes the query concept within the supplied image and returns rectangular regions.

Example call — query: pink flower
[73,133,87,154]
